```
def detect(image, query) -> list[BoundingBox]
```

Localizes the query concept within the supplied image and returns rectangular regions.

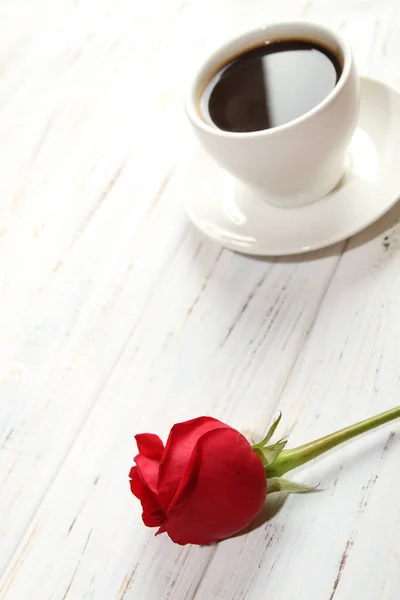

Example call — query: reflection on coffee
[200,40,342,133]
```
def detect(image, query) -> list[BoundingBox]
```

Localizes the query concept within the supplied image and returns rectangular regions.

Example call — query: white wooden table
[0,1,399,598]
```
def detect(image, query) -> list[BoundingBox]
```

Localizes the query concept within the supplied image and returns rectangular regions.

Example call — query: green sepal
[254,439,288,467]
[267,477,320,495]
[252,412,282,449]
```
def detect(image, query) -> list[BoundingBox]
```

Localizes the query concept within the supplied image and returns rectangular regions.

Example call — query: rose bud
[129,416,266,545]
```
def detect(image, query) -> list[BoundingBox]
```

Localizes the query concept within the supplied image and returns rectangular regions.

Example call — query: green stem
[265,405,400,478]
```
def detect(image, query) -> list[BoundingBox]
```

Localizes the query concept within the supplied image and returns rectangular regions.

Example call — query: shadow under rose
[230,493,287,539]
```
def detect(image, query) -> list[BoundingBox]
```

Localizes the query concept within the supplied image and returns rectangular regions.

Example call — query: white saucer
[182,77,400,256]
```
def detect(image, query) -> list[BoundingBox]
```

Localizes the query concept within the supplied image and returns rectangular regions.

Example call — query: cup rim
[185,20,354,139]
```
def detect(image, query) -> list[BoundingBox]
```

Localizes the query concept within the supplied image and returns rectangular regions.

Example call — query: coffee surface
[201,40,342,133]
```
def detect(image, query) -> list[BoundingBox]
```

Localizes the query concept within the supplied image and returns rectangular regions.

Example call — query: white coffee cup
[185,21,359,209]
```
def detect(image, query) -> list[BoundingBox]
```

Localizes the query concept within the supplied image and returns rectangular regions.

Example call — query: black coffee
[201,40,342,133]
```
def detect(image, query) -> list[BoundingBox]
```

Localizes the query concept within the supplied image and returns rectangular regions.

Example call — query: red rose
[130,407,400,545]
[129,416,267,545]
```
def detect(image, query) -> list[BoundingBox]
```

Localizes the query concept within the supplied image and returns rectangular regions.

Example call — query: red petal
[158,416,230,510]
[135,433,164,460]
[135,454,160,496]
[155,524,167,536]
[164,428,266,545]
[129,467,165,528]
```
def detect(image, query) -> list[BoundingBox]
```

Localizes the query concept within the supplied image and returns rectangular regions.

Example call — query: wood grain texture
[0,0,399,598]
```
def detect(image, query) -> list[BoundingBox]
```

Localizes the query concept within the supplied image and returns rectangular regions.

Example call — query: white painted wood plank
[0,1,400,599]
[0,0,197,573]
